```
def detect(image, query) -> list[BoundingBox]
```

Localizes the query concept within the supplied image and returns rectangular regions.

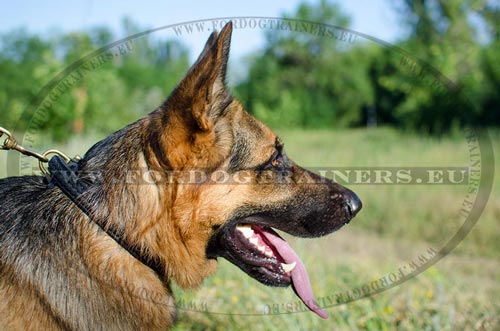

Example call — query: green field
[1,128,499,330]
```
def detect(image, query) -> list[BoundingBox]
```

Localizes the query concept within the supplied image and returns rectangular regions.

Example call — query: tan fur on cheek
[148,184,220,289]
[157,174,256,289]
[196,182,250,227]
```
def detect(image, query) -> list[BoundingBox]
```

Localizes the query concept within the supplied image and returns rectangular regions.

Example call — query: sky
[0,0,403,59]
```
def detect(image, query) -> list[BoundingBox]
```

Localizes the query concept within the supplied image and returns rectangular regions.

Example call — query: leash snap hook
[0,127,15,150]
[39,149,72,176]
[1,126,51,162]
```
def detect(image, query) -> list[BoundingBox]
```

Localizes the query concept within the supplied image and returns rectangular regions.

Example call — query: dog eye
[255,150,289,172]
[266,152,287,171]
[271,156,283,168]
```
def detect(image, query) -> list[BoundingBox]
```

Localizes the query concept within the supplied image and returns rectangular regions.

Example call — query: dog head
[140,22,361,317]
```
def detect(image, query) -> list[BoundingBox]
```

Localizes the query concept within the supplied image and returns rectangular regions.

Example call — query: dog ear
[166,22,233,132]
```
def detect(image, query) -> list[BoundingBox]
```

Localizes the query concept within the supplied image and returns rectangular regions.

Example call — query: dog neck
[47,153,166,277]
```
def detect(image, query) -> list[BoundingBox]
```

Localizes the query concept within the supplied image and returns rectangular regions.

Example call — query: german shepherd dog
[0,22,361,330]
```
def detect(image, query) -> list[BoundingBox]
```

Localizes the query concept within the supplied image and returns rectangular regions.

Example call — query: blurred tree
[1,4,499,140]
[377,0,497,132]
[0,30,59,129]
[0,19,190,141]
[478,2,500,125]
[236,0,374,129]
[238,0,500,132]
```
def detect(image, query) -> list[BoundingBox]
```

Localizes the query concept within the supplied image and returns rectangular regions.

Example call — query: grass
[173,231,499,330]
[1,127,499,330]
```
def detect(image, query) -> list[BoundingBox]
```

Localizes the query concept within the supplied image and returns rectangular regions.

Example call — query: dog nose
[344,190,362,218]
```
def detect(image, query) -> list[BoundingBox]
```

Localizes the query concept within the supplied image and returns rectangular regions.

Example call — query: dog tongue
[259,229,328,319]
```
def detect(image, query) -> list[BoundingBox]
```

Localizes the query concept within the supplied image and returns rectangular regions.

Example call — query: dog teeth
[249,237,259,246]
[236,225,254,238]
[237,226,275,257]
[264,249,274,258]
[281,262,296,273]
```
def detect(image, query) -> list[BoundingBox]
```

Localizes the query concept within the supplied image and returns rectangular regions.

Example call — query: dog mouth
[207,221,328,319]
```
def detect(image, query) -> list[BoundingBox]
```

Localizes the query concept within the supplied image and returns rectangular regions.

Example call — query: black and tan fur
[0,22,361,330]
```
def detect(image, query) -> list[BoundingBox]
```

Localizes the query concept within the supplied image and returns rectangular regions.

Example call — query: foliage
[1,2,500,140]
[0,23,189,141]
[380,0,497,133]
[236,0,373,129]
[236,0,500,134]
